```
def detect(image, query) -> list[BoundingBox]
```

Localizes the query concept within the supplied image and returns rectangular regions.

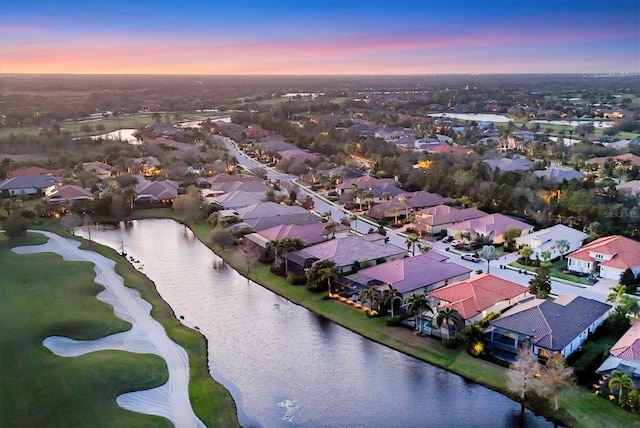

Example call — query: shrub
[286,274,307,285]
[442,338,459,349]
[385,316,401,326]
[569,342,605,385]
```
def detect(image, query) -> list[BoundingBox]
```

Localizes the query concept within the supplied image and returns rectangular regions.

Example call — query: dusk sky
[1,0,639,75]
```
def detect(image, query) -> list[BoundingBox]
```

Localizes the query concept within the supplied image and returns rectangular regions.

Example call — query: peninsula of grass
[1,227,240,428]
[0,233,170,428]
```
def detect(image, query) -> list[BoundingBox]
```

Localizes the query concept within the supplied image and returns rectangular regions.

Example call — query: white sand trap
[14,230,205,428]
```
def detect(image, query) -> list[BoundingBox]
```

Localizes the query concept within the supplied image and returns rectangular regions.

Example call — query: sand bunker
[13,230,205,428]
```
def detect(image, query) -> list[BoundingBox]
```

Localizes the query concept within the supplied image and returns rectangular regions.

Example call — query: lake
[79,219,552,428]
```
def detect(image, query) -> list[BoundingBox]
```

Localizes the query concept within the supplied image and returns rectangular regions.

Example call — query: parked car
[461,253,480,263]
[450,239,460,247]
[441,236,453,243]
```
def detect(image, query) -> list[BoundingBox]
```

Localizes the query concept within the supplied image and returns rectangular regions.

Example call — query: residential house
[210,190,265,210]
[46,184,93,211]
[484,158,533,173]
[0,174,59,196]
[127,156,162,176]
[428,274,529,326]
[484,295,611,361]
[447,213,534,244]
[566,235,640,280]
[534,166,585,183]
[586,153,640,171]
[285,234,407,277]
[6,166,61,178]
[235,201,321,231]
[596,321,640,389]
[82,161,113,180]
[368,191,452,221]
[617,180,640,197]
[243,222,350,259]
[412,205,487,236]
[134,180,179,207]
[339,251,471,301]
[515,224,589,261]
[337,175,404,203]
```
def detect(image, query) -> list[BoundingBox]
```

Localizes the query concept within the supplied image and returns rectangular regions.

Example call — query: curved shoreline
[14,230,205,428]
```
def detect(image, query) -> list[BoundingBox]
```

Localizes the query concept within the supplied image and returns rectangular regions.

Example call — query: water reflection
[79,219,552,428]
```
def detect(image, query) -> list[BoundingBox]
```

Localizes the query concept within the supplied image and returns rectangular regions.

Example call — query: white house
[567,235,640,280]
[515,224,588,261]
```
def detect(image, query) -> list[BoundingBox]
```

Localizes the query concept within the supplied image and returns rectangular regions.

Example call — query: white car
[461,253,480,263]
[450,240,460,247]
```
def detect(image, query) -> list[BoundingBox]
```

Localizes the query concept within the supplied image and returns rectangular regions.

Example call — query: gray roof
[534,167,585,183]
[244,213,321,231]
[289,235,406,269]
[490,295,611,351]
[236,201,309,220]
[484,158,533,172]
[0,175,59,191]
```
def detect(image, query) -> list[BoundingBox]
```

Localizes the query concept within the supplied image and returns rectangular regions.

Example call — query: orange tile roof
[428,274,528,320]
[610,321,640,360]
[568,235,640,270]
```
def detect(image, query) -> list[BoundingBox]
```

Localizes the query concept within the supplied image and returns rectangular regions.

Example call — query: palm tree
[435,307,462,339]
[609,370,635,405]
[271,237,304,273]
[319,264,339,295]
[518,246,533,264]
[322,218,338,239]
[607,284,627,306]
[405,234,419,256]
[479,245,499,274]
[405,292,431,334]
[398,195,409,219]
[381,284,402,318]
[391,207,400,225]
[351,183,364,211]
[360,286,379,314]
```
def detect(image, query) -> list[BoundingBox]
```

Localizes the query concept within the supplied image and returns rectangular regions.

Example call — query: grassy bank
[2,221,239,427]
[0,233,170,427]
[188,219,638,428]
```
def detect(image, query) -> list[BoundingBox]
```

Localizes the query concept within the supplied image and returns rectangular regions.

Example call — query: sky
[1,0,639,75]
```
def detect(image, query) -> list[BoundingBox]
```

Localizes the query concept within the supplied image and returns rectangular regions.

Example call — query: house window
[537,349,550,361]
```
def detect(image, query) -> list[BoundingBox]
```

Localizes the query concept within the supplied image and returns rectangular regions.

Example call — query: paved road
[219,135,615,303]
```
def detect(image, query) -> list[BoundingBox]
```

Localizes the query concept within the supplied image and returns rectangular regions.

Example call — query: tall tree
[381,284,402,318]
[480,245,499,274]
[529,267,552,298]
[507,344,542,421]
[552,239,570,261]
[435,307,462,340]
[539,354,574,411]
[319,264,339,295]
[405,292,431,334]
[405,234,419,256]
[360,286,379,315]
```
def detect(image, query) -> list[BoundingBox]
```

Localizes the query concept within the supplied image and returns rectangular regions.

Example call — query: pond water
[79,219,552,428]
[427,113,513,123]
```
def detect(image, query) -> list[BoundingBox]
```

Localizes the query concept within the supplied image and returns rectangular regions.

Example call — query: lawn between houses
[0,225,239,428]
[187,219,639,428]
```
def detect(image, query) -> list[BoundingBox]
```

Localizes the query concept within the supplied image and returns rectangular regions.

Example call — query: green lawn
[0,233,170,427]
[511,259,593,286]
[0,224,239,427]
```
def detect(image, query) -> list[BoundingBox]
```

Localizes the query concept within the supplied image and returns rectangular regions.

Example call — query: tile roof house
[246,213,321,232]
[134,180,179,206]
[6,166,61,178]
[484,295,611,361]
[534,166,585,183]
[566,235,640,280]
[235,201,321,231]
[515,224,589,262]
[210,190,265,209]
[586,153,640,169]
[616,180,640,196]
[46,184,93,211]
[82,161,113,180]
[368,191,452,221]
[285,235,407,277]
[428,274,529,326]
[596,321,640,388]
[447,213,534,244]
[484,158,533,172]
[411,205,487,236]
[0,174,59,196]
[340,251,471,301]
